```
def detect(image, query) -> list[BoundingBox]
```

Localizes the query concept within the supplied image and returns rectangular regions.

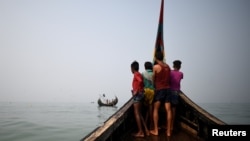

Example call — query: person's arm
[152,65,159,87]
[152,67,156,85]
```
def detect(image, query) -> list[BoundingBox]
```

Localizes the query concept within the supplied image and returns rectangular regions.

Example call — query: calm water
[0,102,249,141]
[198,102,250,125]
[0,102,119,141]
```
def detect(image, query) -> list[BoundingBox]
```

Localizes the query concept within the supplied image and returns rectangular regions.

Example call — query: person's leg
[133,102,144,137]
[171,106,176,132]
[149,104,153,130]
[165,102,172,137]
[142,94,149,128]
[149,101,161,135]
[170,91,179,133]
[145,107,149,127]
[140,112,150,136]
[165,89,172,137]
[148,89,154,130]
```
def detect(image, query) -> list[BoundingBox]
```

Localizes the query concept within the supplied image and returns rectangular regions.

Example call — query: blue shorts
[171,90,180,106]
[133,92,144,103]
[154,88,171,103]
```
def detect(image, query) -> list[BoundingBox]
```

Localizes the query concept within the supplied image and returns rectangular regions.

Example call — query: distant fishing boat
[98,94,118,106]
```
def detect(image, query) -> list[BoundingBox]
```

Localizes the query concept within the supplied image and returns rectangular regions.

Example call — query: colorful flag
[153,0,165,63]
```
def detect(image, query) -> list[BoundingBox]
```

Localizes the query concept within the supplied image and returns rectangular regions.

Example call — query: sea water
[0,102,119,141]
[198,102,250,124]
[0,101,249,141]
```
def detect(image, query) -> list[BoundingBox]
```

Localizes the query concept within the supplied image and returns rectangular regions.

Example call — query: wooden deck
[119,128,205,141]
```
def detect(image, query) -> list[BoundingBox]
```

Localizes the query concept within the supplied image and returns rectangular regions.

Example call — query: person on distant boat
[170,60,183,133]
[130,61,149,137]
[99,94,106,104]
[142,61,154,130]
[150,52,172,137]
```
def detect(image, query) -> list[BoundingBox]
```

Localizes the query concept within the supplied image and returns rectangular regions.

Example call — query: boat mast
[153,0,165,63]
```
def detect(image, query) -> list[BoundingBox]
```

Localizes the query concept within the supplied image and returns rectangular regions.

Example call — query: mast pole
[153,0,165,63]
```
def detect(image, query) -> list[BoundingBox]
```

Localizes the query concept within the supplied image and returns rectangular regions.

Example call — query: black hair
[155,51,164,61]
[131,61,139,71]
[173,60,182,69]
[144,61,153,70]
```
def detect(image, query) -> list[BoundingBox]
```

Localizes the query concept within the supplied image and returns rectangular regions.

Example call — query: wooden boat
[81,92,226,141]
[82,0,226,140]
[98,96,118,106]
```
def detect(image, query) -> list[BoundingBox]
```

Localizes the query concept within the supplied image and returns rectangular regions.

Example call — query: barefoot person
[130,61,149,137]
[150,52,172,137]
[142,61,154,130]
[170,60,183,133]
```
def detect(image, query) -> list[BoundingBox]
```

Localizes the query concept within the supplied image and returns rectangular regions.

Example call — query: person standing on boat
[150,52,172,137]
[100,94,106,104]
[170,60,183,133]
[130,61,149,137]
[142,61,154,130]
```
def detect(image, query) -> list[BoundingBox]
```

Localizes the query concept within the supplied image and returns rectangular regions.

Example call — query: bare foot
[145,130,150,136]
[166,130,171,137]
[132,132,144,138]
[149,130,158,136]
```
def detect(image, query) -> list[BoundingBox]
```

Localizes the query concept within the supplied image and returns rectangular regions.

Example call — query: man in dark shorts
[150,52,172,137]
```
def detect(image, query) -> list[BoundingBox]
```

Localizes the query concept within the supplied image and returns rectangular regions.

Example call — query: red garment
[154,64,171,90]
[132,72,144,93]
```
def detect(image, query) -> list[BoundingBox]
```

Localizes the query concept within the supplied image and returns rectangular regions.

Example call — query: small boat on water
[98,94,118,106]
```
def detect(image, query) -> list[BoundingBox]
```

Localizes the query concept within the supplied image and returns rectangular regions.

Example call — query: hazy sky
[0,0,249,104]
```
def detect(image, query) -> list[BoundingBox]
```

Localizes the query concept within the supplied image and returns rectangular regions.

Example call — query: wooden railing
[81,98,134,141]
[177,92,226,140]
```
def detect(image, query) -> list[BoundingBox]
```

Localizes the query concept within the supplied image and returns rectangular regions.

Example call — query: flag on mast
[153,0,165,63]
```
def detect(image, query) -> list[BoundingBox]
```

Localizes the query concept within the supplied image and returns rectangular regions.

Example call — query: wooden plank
[82,98,133,141]
[179,92,226,125]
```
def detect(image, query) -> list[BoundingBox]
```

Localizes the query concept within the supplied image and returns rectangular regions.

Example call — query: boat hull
[97,96,118,106]
[81,92,226,141]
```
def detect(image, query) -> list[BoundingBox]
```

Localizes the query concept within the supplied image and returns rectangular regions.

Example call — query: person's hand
[131,90,137,96]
